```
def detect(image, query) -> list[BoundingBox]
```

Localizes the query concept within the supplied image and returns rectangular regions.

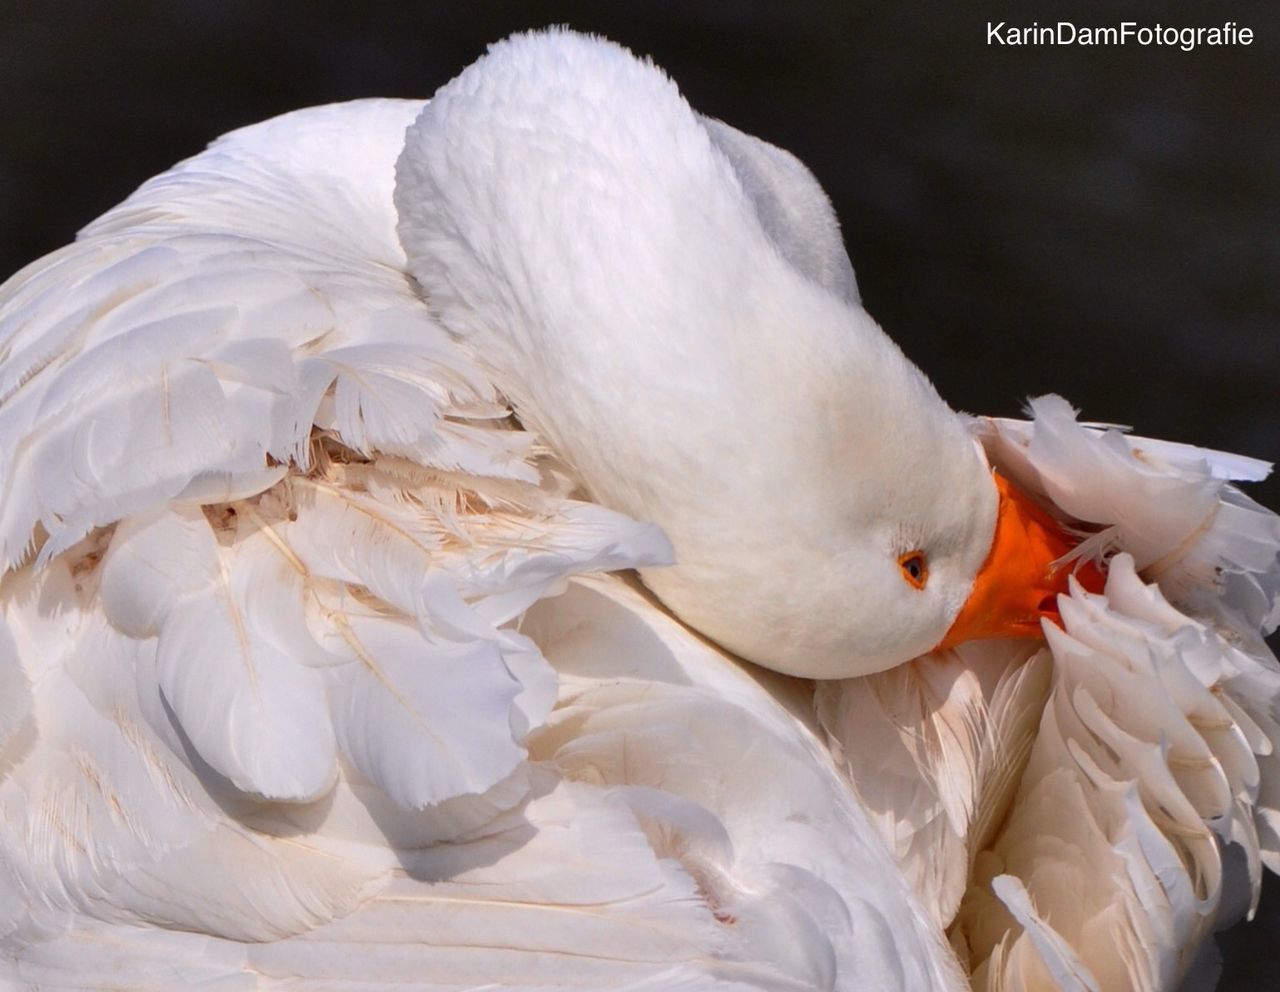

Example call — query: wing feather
[959,391,1280,992]
[101,508,336,801]
[817,642,1051,930]
[1,93,830,991]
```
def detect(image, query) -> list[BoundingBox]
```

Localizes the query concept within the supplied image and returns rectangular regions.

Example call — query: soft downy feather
[0,72,964,990]
[816,641,1052,931]
[977,395,1280,652]
[822,397,1280,991]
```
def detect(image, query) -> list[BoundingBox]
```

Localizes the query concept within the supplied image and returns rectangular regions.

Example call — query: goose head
[396,30,1090,678]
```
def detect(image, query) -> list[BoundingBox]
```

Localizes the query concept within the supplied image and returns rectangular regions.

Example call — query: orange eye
[898,552,929,590]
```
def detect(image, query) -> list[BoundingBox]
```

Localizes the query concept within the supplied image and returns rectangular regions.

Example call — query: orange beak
[936,472,1105,650]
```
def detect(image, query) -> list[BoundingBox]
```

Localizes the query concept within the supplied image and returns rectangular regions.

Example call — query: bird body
[0,29,1277,992]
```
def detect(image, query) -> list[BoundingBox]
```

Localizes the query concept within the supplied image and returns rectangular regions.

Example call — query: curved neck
[394,32,993,672]
[395,33,962,515]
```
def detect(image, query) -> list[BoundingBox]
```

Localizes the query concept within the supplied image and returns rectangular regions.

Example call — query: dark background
[1,1,1276,987]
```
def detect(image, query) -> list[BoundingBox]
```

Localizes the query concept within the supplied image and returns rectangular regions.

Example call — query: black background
[2,1,1277,986]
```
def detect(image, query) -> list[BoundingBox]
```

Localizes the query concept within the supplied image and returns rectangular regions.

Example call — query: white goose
[0,29,1276,992]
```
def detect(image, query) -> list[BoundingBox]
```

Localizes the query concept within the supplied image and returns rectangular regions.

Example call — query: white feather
[975,396,1280,647]
[3,28,1279,992]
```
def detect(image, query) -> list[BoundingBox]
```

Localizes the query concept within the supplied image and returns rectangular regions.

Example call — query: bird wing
[816,640,1052,931]
[0,98,543,569]
[823,396,1280,991]
[699,116,859,306]
[0,100,964,990]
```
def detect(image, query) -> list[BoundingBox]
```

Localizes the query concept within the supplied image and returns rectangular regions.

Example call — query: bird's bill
[936,471,1105,650]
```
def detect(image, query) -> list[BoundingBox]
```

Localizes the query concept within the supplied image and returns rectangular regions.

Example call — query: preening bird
[1,29,1277,992]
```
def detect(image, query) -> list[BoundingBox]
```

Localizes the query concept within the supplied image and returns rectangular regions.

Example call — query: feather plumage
[2,30,1278,992]
[822,397,1280,992]
[0,58,962,990]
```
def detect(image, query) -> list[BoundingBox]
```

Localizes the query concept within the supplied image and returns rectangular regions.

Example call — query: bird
[0,27,1276,992]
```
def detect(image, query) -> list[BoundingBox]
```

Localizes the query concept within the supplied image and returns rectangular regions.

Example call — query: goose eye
[898,552,929,590]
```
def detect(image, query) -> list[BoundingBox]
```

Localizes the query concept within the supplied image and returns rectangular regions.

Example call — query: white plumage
[823,404,1280,989]
[0,29,1276,992]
